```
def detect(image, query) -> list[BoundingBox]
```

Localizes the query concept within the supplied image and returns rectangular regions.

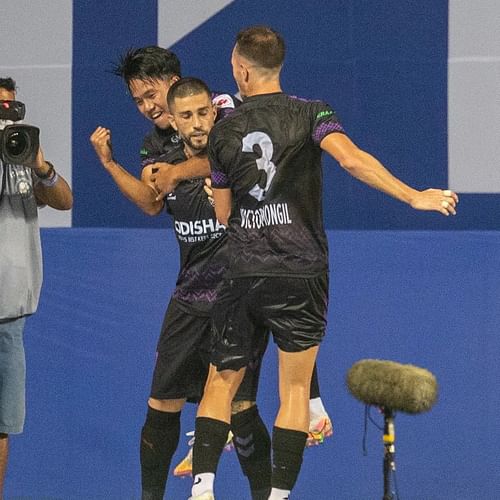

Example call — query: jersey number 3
[242,131,276,201]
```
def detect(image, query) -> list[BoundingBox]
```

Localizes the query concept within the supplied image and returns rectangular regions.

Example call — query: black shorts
[211,274,329,372]
[150,298,267,403]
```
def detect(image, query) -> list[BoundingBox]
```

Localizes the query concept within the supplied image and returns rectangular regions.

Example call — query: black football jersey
[157,145,228,315]
[209,92,345,278]
[140,126,181,167]
[136,91,238,314]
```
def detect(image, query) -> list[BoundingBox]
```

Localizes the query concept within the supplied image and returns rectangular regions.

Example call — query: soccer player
[90,46,331,499]
[91,50,271,500]
[189,26,458,500]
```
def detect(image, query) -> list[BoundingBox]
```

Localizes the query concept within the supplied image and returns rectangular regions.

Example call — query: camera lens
[5,129,30,158]
[0,124,39,164]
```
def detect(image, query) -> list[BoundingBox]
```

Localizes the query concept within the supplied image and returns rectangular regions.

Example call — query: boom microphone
[346,359,438,414]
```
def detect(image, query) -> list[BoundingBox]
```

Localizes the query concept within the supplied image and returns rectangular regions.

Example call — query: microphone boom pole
[382,408,395,500]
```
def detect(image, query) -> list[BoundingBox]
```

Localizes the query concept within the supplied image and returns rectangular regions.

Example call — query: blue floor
[5,229,500,499]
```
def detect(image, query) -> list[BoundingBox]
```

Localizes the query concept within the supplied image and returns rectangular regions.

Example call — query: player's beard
[181,131,208,154]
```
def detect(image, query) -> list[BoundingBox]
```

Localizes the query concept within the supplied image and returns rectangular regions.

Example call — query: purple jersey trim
[173,288,217,303]
[211,170,229,188]
[289,95,323,103]
[313,120,345,144]
[141,157,156,168]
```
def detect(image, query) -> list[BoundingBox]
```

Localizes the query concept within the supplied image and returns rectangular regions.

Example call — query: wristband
[35,161,55,179]
[36,161,59,187]
[39,171,59,187]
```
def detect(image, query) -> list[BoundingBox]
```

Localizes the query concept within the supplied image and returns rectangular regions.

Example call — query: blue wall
[71,0,500,230]
[6,228,500,498]
[72,0,159,228]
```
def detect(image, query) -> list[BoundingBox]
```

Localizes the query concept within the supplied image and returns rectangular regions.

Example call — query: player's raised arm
[90,126,163,216]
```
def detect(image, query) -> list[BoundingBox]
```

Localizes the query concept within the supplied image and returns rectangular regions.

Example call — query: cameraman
[0,77,72,496]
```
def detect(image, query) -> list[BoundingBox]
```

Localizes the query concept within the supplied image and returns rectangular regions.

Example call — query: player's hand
[410,189,459,216]
[90,126,114,167]
[204,177,215,206]
[149,162,180,200]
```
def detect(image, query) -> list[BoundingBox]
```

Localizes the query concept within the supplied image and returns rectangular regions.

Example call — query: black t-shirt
[159,145,228,316]
[137,91,238,314]
[209,92,345,278]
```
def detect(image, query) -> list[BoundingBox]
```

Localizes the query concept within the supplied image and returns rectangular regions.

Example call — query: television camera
[0,100,40,164]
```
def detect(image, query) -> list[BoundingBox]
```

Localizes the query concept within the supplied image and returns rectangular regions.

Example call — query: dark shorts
[211,274,329,371]
[150,298,267,403]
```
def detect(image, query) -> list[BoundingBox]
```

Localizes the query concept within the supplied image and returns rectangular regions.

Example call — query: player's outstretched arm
[90,126,163,216]
[320,133,458,216]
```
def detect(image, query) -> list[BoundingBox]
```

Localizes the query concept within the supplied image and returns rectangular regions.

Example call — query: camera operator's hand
[27,146,73,210]
[26,147,51,177]
[90,126,114,169]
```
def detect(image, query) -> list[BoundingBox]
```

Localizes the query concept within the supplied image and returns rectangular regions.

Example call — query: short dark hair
[112,46,181,88]
[235,26,285,69]
[167,77,211,111]
[0,77,16,93]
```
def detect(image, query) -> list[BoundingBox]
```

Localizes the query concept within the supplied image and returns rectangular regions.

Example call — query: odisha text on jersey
[174,218,226,236]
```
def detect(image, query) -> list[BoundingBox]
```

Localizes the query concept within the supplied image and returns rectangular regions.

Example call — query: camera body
[0,100,40,165]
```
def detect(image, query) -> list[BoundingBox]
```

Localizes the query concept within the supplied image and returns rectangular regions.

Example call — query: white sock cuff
[191,472,215,497]
[268,487,291,499]
[309,397,327,418]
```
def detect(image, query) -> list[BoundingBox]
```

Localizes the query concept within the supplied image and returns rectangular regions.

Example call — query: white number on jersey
[242,131,276,201]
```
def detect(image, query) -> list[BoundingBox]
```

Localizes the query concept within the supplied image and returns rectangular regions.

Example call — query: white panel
[448,62,500,192]
[0,1,72,226]
[449,0,500,57]
[158,0,235,48]
[448,0,500,193]
[0,1,72,66]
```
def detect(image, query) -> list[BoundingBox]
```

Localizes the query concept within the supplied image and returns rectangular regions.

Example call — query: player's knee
[205,367,244,397]
[204,378,233,400]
